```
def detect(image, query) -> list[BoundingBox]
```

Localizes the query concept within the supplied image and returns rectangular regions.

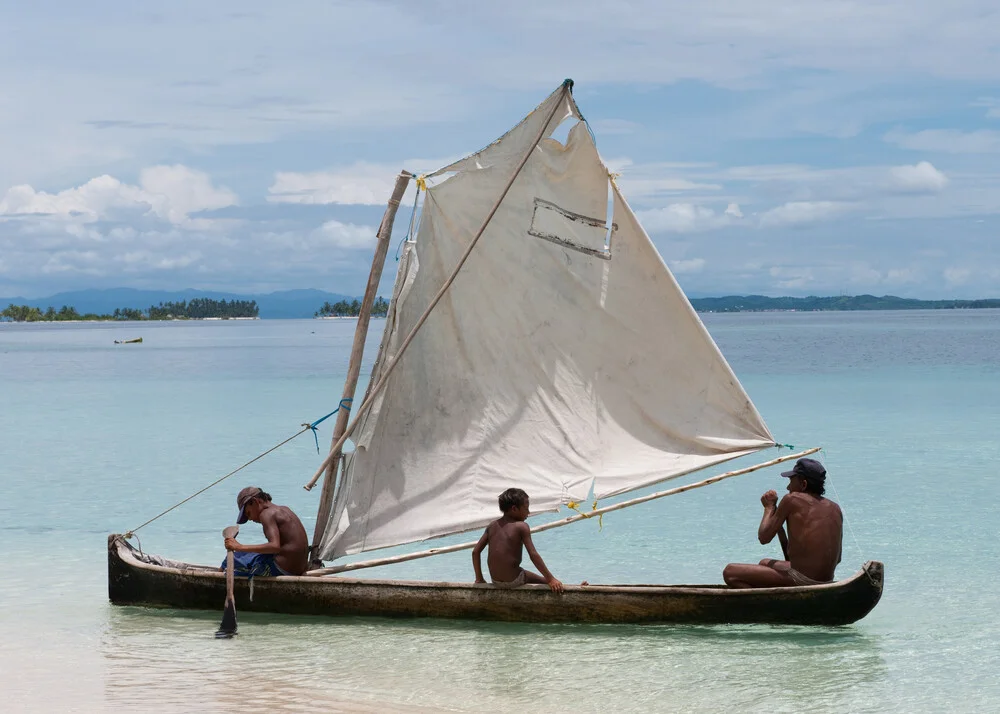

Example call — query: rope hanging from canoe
[122,403,352,539]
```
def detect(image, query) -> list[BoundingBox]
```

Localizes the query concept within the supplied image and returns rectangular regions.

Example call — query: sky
[1,1,999,299]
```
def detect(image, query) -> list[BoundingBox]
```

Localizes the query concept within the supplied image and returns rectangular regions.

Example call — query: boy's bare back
[483,517,529,583]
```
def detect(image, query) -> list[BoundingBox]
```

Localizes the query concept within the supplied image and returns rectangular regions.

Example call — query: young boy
[472,488,565,592]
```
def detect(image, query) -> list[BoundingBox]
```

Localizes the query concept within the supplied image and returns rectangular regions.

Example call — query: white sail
[317,84,774,560]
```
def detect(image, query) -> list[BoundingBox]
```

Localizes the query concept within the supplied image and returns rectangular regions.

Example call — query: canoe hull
[108,535,883,626]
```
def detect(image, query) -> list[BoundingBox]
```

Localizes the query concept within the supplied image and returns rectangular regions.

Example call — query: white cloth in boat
[491,570,527,589]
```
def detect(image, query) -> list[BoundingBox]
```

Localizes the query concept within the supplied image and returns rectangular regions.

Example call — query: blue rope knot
[776,443,796,450]
[305,399,353,452]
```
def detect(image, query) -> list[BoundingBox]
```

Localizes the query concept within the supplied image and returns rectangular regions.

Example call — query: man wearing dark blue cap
[723,458,843,588]
[221,486,309,576]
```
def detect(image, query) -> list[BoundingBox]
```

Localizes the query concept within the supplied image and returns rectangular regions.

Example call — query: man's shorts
[221,552,291,577]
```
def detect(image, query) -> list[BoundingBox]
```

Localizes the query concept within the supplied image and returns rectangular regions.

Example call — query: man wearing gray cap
[723,458,843,588]
[221,486,309,576]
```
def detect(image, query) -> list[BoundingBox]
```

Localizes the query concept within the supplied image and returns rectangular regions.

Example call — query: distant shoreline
[689,295,1000,313]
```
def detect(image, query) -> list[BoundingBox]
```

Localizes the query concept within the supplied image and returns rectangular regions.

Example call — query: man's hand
[761,490,778,508]
[224,537,241,552]
[547,577,565,594]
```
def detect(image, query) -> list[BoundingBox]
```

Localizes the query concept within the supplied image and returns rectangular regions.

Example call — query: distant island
[0,288,352,320]
[315,297,390,318]
[3,288,999,322]
[688,295,1000,312]
[1,298,258,322]
[312,294,1000,316]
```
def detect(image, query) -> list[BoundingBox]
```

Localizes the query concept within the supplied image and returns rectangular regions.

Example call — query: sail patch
[528,197,615,260]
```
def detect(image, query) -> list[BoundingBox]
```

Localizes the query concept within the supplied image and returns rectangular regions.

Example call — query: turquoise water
[1,311,998,712]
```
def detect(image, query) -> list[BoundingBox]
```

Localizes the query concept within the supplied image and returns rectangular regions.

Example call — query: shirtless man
[472,488,564,592]
[723,458,843,588]
[221,486,309,576]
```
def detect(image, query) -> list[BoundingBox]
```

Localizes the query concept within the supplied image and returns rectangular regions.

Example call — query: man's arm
[758,491,792,545]
[520,524,564,593]
[472,528,489,583]
[225,511,282,554]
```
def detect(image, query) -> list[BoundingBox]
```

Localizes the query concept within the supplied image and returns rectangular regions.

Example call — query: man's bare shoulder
[783,492,842,512]
[264,504,298,524]
[779,492,811,508]
[259,506,280,523]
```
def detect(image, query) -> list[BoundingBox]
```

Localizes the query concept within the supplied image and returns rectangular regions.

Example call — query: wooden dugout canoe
[108,535,883,626]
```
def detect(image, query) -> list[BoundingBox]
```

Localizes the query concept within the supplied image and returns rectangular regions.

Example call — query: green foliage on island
[689,295,1000,312]
[315,297,390,318]
[145,298,259,319]
[1,298,258,322]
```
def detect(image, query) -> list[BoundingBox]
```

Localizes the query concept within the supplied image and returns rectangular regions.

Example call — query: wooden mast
[311,170,413,555]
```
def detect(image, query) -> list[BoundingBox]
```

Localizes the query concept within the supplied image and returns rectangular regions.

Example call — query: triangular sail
[317,84,774,561]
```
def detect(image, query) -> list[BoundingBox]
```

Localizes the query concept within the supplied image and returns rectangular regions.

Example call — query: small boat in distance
[114,337,143,344]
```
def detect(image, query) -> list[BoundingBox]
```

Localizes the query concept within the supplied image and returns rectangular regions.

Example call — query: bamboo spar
[302,446,821,577]
[310,171,413,551]
[303,81,573,494]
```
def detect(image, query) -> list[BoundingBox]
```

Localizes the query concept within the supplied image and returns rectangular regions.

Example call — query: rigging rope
[565,499,604,530]
[306,399,352,452]
[820,448,867,564]
[123,406,348,539]
[396,175,424,262]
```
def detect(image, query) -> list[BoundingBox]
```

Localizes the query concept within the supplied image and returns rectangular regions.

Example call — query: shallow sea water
[1,311,998,712]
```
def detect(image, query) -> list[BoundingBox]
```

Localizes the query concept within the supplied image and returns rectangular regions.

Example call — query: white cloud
[888,161,949,193]
[886,268,920,284]
[972,97,1000,119]
[312,220,377,249]
[636,203,741,233]
[139,165,239,224]
[0,164,389,296]
[0,165,237,226]
[768,266,814,290]
[759,201,853,227]
[268,163,399,206]
[267,159,457,206]
[0,211,384,297]
[884,129,1000,154]
[0,176,146,221]
[612,160,722,203]
[769,262,923,291]
[848,262,883,285]
[669,258,706,274]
